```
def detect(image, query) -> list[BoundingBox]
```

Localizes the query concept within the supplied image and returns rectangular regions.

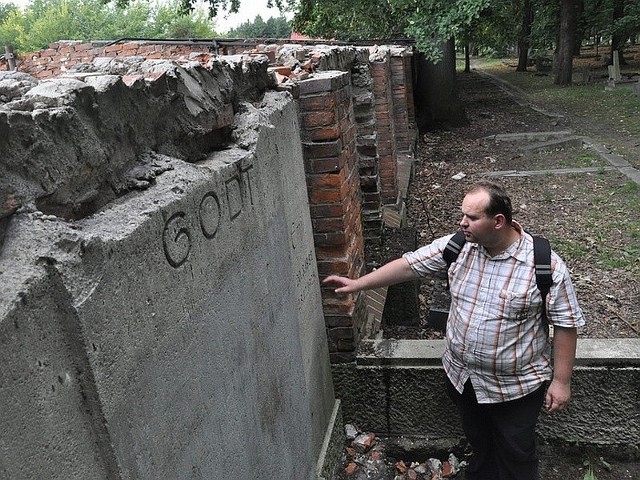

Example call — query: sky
[0,0,291,33]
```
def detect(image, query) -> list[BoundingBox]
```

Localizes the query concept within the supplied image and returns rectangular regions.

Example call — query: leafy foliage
[0,3,18,23]
[288,0,490,60]
[227,14,291,38]
[0,0,218,54]
[290,0,402,40]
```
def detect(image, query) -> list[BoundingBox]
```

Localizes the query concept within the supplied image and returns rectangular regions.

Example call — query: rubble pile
[337,424,466,480]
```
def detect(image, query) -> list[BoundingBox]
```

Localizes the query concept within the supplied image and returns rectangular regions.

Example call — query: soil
[384,67,640,341]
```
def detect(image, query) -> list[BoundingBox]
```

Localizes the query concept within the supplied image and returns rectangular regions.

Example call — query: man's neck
[485,226,520,257]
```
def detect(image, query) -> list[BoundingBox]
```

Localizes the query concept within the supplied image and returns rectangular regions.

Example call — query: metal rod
[4,45,16,71]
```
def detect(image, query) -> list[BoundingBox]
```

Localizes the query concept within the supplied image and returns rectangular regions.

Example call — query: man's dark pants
[446,378,546,480]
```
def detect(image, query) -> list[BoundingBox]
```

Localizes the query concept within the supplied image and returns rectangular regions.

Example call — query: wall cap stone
[356,338,640,367]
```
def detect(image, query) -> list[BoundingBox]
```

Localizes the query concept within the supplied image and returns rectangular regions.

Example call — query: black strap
[443,230,466,269]
[443,232,553,321]
[532,236,552,323]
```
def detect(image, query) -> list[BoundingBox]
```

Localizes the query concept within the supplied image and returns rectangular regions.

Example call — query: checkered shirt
[403,227,585,403]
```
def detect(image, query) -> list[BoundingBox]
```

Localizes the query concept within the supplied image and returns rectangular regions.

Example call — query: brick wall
[14,40,280,79]
[370,49,398,205]
[296,71,368,363]
[390,47,416,154]
[350,61,383,256]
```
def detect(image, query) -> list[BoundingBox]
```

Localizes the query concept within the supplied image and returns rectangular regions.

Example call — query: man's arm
[322,257,417,294]
[545,326,578,412]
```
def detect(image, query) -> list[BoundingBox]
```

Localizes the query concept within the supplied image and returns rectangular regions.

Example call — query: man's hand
[546,326,578,413]
[322,258,417,295]
[545,379,571,412]
[322,275,359,294]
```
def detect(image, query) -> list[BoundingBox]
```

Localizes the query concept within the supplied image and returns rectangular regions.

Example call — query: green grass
[531,149,605,169]
[548,179,640,272]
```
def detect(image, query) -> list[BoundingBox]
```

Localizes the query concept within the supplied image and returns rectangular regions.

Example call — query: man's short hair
[468,180,513,224]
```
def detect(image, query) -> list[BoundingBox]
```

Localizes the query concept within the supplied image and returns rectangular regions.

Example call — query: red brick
[309,188,343,204]
[300,111,337,128]
[104,44,123,53]
[316,259,352,276]
[309,203,347,219]
[307,170,346,190]
[344,463,358,475]
[307,126,341,142]
[312,217,347,233]
[304,157,341,174]
[314,231,348,247]
[298,94,337,111]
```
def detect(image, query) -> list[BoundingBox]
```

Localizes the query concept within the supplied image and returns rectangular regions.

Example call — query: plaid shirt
[403,225,585,403]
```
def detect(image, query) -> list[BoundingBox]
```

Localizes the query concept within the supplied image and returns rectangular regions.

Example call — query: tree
[0,0,218,54]
[517,0,533,71]
[608,0,640,64]
[0,3,17,23]
[555,0,579,85]
[227,15,291,38]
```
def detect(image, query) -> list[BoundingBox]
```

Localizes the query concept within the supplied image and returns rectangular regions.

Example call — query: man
[323,180,584,480]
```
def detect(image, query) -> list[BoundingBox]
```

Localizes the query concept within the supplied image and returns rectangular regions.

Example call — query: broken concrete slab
[480,166,616,177]
[0,58,274,227]
[517,135,584,153]
[483,130,574,142]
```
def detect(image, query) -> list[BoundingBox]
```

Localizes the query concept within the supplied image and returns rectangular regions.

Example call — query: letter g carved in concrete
[163,211,191,268]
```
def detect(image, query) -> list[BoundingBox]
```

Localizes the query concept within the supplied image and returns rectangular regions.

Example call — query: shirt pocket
[498,289,533,322]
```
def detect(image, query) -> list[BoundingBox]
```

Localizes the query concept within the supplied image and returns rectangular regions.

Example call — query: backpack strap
[532,236,552,323]
[443,231,553,323]
[443,230,466,269]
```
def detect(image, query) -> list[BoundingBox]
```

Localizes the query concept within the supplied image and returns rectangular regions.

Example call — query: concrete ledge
[316,400,345,480]
[482,166,617,177]
[332,338,640,458]
[357,338,640,366]
[357,339,445,366]
[483,130,574,142]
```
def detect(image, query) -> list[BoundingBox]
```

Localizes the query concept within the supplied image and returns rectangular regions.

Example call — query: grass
[466,49,640,164]
[568,179,640,272]
[530,149,605,169]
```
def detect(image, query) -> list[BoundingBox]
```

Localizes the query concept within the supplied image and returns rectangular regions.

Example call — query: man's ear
[493,213,507,229]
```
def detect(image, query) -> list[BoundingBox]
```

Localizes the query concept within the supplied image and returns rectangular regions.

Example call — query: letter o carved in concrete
[199,192,220,239]
[163,212,191,268]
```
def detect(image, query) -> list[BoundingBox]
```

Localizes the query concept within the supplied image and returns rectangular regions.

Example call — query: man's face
[459,190,498,246]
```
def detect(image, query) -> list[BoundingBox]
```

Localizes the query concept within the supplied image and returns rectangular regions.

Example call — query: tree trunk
[573,0,585,56]
[464,42,471,73]
[414,37,468,131]
[516,0,534,72]
[610,0,627,65]
[554,0,578,86]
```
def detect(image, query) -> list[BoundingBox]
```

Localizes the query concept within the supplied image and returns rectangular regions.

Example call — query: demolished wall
[0,55,340,479]
[4,39,419,363]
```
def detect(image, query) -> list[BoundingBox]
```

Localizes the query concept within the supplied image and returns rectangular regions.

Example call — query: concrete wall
[332,339,640,459]
[0,56,339,479]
